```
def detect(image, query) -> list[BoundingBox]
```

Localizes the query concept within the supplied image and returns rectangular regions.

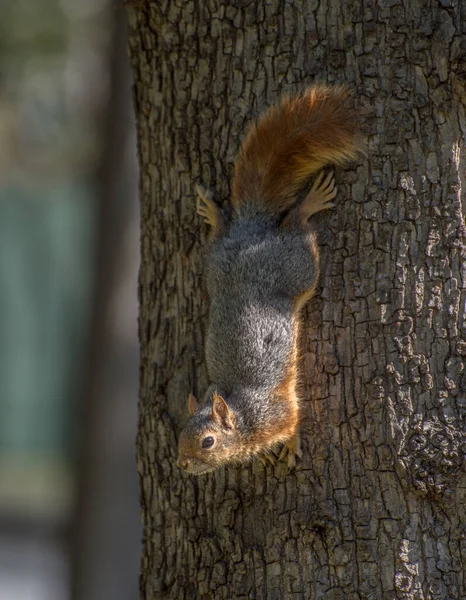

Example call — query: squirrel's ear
[211,393,235,429]
[188,393,200,416]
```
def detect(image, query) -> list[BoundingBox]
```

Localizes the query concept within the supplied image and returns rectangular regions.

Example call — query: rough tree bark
[128,2,466,598]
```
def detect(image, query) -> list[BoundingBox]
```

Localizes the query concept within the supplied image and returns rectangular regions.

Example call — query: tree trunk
[128,2,466,599]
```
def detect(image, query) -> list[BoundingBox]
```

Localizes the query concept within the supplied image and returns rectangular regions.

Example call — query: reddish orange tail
[231,85,362,213]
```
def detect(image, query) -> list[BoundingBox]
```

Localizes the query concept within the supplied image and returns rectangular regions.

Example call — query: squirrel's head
[177,392,238,475]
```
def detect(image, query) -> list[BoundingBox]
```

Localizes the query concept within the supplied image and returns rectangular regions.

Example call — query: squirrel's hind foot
[279,433,303,469]
[301,171,337,220]
[283,171,336,229]
[196,185,222,234]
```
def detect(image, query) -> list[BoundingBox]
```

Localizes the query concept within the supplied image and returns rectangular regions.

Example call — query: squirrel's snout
[177,456,189,470]
[177,455,215,475]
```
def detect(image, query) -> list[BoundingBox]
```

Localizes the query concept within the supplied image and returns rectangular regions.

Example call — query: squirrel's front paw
[258,449,278,466]
[279,433,303,469]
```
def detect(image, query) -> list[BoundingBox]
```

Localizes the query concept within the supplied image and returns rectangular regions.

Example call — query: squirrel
[177,85,361,475]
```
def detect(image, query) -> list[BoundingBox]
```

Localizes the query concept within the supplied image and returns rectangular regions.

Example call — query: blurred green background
[0,1,141,599]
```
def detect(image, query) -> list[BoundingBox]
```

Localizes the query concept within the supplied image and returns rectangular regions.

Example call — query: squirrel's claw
[258,435,302,469]
[302,171,337,219]
[279,433,303,469]
[258,450,278,466]
[282,171,337,229]
[195,185,223,235]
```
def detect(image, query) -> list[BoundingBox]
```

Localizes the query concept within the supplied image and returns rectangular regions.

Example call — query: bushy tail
[231,85,362,213]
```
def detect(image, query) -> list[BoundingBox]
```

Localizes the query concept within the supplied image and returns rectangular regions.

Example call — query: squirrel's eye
[202,436,215,449]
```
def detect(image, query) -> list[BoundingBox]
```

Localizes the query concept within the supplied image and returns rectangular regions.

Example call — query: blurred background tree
[0,2,140,599]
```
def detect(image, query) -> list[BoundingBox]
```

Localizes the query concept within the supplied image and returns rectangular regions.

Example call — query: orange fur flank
[231,85,362,213]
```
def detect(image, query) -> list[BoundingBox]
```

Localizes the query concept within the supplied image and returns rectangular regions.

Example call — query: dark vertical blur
[70,8,141,600]
[0,1,140,599]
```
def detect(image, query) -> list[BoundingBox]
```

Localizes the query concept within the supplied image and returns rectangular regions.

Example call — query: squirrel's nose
[177,457,189,470]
